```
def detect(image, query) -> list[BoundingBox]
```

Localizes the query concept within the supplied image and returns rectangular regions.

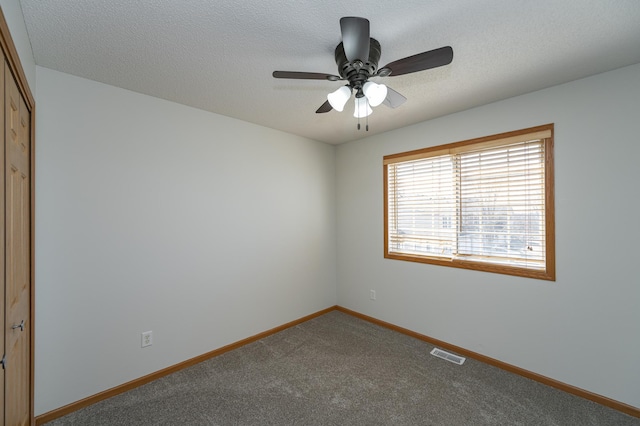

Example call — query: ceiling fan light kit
[273,16,453,129]
[362,81,387,107]
[327,86,352,111]
[353,96,373,118]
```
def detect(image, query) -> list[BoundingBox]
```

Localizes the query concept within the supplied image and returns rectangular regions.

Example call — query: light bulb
[353,96,373,118]
[327,86,351,112]
[363,81,388,107]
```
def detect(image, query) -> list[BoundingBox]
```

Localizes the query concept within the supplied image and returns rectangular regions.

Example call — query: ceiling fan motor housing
[335,38,381,93]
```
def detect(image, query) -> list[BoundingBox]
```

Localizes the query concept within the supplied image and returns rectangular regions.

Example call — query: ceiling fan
[273,17,453,125]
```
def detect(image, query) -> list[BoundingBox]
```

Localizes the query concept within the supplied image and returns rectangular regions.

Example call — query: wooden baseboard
[35,306,338,425]
[36,304,639,423]
[336,306,640,418]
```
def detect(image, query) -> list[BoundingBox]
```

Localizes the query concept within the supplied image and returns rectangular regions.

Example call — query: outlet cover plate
[141,331,153,348]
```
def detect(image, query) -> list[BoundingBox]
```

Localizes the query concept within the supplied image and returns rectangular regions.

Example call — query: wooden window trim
[384,124,555,281]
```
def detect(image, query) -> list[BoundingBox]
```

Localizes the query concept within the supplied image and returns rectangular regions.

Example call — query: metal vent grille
[430,348,466,365]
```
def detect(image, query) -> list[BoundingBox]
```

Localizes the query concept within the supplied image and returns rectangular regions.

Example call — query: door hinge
[0,354,5,370]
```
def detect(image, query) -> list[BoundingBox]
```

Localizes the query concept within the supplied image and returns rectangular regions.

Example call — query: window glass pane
[457,141,545,269]
[388,155,456,257]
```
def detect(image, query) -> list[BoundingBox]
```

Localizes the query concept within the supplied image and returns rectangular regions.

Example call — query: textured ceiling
[19,0,640,144]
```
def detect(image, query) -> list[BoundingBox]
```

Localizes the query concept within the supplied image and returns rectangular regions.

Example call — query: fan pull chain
[355,99,369,131]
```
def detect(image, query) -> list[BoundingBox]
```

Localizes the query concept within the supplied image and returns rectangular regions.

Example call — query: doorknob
[11,319,25,331]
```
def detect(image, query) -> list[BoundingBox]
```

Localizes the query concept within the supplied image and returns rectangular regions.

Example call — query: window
[384,124,555,280]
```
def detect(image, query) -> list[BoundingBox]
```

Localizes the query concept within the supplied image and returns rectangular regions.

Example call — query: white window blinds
[456,140,545,269]
[385,125,553,278]
[388,154,457,258]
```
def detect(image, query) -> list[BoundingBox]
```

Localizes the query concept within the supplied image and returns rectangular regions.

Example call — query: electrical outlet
[141,331,153,348]
[370,290,376,300]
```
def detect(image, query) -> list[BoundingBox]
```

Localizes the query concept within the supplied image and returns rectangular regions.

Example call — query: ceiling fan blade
[382,86,407,109]
[379,46,453,77]
[273,71,341,81]
[316,100,333,113]
[340,17,370,62]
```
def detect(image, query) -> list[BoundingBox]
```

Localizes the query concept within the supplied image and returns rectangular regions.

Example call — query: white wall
[34,67,337,415]
[336,63,640,409]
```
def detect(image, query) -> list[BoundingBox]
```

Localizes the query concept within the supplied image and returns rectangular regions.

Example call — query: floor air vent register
[430,348,466,365]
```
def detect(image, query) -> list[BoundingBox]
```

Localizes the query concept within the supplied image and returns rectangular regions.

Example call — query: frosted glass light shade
[353,96,373,118]
[363,82,388,107]
[327,86,351,112]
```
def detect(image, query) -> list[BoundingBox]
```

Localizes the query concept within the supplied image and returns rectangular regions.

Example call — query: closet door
[4,61,30,426]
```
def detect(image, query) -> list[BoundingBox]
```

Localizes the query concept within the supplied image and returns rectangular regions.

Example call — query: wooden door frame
[0,6,36,425]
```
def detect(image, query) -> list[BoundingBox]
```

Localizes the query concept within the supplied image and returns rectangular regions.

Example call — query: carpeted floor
[45,311,639,425]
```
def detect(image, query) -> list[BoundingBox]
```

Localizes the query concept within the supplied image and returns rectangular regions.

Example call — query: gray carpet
[46,311,639,425]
